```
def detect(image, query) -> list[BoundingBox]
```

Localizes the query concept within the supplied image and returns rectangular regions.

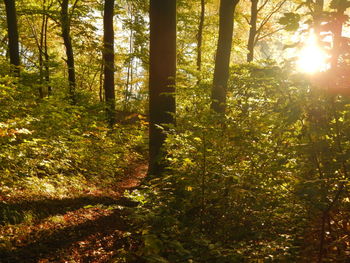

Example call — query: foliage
[130,62,350,262]
[2,0,350,261]
[278,13,300,31]
[0,75,145,203]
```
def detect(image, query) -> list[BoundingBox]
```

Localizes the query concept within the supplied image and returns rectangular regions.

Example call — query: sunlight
[296,32,329,74]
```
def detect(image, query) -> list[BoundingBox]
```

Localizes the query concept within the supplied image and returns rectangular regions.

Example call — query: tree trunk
[103,0,116,126]
[41,0,51,96]
[4,0,20,76]
[99,62,104,102]
[197,0,205,71]
[60,0,76,103]
[38,4,46,98]
[125,10,133,108]
[149,0,176,176]
[44,14,51,96]
[211,0,239,113]
[247,0,258,62]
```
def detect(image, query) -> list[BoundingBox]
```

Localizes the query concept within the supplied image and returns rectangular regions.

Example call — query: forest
[1,0,350,262]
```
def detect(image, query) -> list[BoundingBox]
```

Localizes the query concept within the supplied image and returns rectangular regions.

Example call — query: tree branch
[257,0,269,13]
[256,0,287,35]
[69,0,80,22]
[256,27,283,43]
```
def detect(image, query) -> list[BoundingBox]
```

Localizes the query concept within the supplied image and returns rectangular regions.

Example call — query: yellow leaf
[186,186,193,191]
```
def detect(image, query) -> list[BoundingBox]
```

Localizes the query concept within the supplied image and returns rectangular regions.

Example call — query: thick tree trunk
[197,0,205,71]
[247,0,258,62]
[149,0,176,176]
[60,0,76,103]
[211,0,239,113]
[4,0,20,76]
[103,0,116,126]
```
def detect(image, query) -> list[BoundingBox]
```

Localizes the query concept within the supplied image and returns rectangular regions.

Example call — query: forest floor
[0,162,147,263]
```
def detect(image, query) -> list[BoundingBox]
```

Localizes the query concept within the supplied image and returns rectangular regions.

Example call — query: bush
[131,63,350,262]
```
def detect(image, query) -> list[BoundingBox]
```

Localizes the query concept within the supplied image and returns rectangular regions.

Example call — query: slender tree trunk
[44,15,51,96]
[41,0,51,96]
[211,0,239,113]
[247,0,258,62]
[125,14,133,107]
[129,23,134,103]
[38,5,46,98]
[99,62,104,102]
[197,0,205,71]
[28,0,49,98]
[126,59,131,104]
[60,0,76,103]
[149,0,176,176]
[103,0,116,126]
[4,0,20,76]
[130,56,133,98]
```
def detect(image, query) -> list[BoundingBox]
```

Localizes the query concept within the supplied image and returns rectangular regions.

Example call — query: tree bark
[247,0,258,62]
[44,14,51,96]
[149,0,176,176]
[125,8,134,108]
[4,0,20,76]
[103,0,116,126]
[211,0,239,113]
[99,62,104,102]
[40,0,51,96]
[38,2,46,98]
[197,0,205,71]
[60,0,76,103]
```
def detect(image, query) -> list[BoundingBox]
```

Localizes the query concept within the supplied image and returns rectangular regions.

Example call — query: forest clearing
[1,0,350,262]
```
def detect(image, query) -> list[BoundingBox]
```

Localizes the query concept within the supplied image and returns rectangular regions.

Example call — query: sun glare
[296,32,329,74]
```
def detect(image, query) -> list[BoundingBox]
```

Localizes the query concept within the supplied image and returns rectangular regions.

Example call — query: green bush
[0,76,145,199]
[131,63,350,262]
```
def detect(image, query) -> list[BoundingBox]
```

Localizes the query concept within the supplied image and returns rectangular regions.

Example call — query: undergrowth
[128,63,350,262]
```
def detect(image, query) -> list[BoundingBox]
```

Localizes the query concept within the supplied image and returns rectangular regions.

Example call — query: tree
[3,0,20,76]
[40,0,52,97]
[43,7,51,96]
[247,0,258,62]
[149,0,176,176]
[60,0,77,103]
[197,0,205,71]
[103,0,116,126]
[211,0,239,113]
[26,0,53,97]
[246,0,286,62]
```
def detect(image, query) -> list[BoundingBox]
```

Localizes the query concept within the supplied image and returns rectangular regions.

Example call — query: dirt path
[0,164,147,263]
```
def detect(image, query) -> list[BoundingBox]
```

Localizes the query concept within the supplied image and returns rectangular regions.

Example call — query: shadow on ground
[0,196,138,225]
[0,206,138,263]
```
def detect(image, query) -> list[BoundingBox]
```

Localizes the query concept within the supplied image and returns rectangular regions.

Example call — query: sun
[296,32,329,74]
